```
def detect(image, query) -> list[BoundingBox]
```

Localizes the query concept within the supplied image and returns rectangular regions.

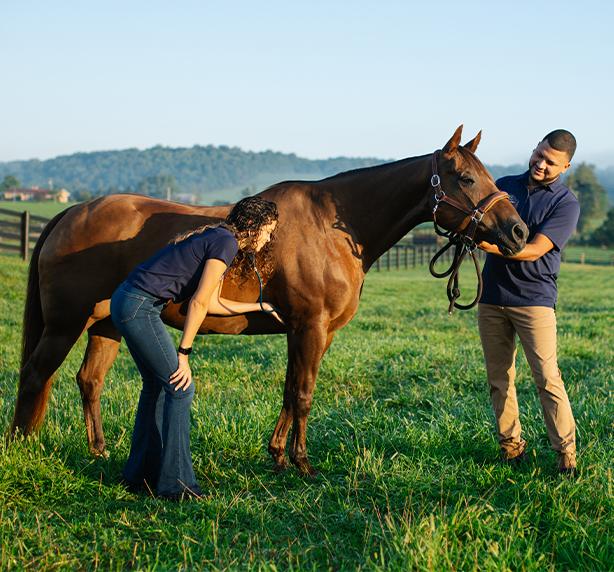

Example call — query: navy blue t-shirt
[480,172,580,308]
[126,226,239,302]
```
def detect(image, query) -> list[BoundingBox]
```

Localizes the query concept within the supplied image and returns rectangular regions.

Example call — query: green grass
[563,245,614,266]
[0,256,612,570]
[0,200,78,219]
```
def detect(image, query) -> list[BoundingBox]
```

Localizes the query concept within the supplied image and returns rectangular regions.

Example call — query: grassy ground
[563,246,614,266]
[0,256,612,570]
[0,201,77,219]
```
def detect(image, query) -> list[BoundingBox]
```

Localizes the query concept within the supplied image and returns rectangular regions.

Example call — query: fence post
[386,250,391,271]
[580,252,585,265]
[20,210,30,261]
[376,258,380,271]
[395,246,400,270]
[404,245,409,269]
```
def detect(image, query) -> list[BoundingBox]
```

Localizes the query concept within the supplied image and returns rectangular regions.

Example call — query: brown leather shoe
[558,452,577,477]
[501,438,527,464]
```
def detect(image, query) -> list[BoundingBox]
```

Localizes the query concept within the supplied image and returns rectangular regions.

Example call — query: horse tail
[20,207,74,370]
[11,206,79,437]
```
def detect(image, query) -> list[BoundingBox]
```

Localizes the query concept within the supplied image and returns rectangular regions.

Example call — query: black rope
[429,234,484,314]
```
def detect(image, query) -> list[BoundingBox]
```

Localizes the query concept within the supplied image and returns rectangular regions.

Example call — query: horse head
[433,125,528,256]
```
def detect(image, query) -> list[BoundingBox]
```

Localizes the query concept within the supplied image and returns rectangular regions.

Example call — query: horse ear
[443,125,463,155]
[464,130,482,153]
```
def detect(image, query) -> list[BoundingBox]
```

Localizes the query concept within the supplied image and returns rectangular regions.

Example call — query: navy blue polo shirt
[480,171,580,308]
[126,226,238,303]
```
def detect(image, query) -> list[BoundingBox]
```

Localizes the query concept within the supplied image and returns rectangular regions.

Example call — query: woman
[110,196,281,500]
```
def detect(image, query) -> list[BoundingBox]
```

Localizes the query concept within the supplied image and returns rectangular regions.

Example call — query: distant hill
[0,146,386,203]
[0,146,611,204]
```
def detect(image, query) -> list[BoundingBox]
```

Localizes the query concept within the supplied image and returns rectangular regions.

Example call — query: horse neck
[325,154,433,267]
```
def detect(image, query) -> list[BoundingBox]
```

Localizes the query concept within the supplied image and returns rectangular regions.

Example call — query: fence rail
[374,243,614,270]
[0,208,50,261]
[1,208,612,266]
[374,245,487,271]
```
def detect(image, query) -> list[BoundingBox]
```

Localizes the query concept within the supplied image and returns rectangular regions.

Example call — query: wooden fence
[0,208,612,267]
[374,244,486,271]
[0,208,50,261]
[374,243,614,270]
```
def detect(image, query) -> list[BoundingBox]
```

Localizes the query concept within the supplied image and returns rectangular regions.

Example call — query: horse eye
[459,176,474,186]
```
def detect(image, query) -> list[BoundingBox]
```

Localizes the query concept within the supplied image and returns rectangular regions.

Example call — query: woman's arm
[208,281,284,323]
[169,261,284,391]
[478,233,554,262]
[169,259,228,391]
[208,281,260,315]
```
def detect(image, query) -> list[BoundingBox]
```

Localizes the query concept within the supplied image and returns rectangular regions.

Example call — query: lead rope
[428,233,483,314]
[247,252,275,314]
[428,151,484,314]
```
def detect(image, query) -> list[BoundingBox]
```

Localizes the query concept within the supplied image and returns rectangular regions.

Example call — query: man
[478,130,580,475]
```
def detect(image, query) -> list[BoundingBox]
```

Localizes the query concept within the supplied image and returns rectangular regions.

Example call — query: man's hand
[478,241,500,255]
[170,353,192,391]
[477,233,554,262]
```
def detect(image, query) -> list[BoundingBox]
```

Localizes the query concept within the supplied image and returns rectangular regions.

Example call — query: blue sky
[2,0,613,166]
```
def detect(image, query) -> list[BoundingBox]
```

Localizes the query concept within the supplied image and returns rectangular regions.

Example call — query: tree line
[0,145,383,198]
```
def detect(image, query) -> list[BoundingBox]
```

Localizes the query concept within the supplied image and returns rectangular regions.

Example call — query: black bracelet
[178,346,192,355]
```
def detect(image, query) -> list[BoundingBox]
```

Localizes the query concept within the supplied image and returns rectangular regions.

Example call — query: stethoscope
[247,252,277,315]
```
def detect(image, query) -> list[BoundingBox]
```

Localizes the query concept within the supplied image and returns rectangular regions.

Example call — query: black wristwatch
[178,346,193,356]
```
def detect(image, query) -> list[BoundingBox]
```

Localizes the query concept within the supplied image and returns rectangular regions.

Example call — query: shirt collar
[521,170,565,193]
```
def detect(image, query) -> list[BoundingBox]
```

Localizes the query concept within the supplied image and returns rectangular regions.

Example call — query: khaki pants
[477,303,576,454]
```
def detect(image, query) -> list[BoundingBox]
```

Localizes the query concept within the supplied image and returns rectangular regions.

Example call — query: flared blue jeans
[111,282,199,496]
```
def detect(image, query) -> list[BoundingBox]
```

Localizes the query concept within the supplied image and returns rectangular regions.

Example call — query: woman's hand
[262,302,285,324]
[170,353,192,391]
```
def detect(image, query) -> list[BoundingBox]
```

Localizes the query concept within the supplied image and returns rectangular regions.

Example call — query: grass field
[0,256,612,570]
[0,201,78,219]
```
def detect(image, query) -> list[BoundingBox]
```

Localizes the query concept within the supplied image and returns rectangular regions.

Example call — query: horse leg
[269,330,335,473]
[267,364,294,472]
[286,325,333,476]
[76,318,121,458]
[12,325,84,437]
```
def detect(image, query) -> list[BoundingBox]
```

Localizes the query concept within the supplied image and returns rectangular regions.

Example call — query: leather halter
[428,150,511,313]
[430,150,510,242]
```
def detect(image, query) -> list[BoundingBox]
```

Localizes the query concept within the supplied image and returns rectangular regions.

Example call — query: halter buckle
[433,188,445,214]
[471,209,485,224]
[431,174,441,188]
[465,239,477,253]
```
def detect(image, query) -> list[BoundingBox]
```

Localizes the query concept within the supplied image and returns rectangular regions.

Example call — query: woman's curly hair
[171,196,279,282]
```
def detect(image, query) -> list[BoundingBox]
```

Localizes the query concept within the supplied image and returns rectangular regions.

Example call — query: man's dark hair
[542,129,577,160]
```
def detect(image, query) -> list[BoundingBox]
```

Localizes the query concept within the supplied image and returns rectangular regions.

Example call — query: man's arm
[478,233,554,262]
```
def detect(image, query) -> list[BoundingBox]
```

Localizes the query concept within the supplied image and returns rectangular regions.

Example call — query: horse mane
[259,154,431,194]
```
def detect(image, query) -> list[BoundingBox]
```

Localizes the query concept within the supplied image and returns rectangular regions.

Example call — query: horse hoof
[273,459,289,474]
[292,457,318,477]
[91,447,109,459]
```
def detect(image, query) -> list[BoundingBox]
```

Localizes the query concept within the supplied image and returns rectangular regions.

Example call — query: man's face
[528,140,571,186]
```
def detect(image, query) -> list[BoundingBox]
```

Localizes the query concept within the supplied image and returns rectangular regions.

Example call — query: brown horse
[11,126,528,476]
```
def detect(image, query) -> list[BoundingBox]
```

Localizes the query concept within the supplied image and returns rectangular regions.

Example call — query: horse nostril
[512,223,527,244]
